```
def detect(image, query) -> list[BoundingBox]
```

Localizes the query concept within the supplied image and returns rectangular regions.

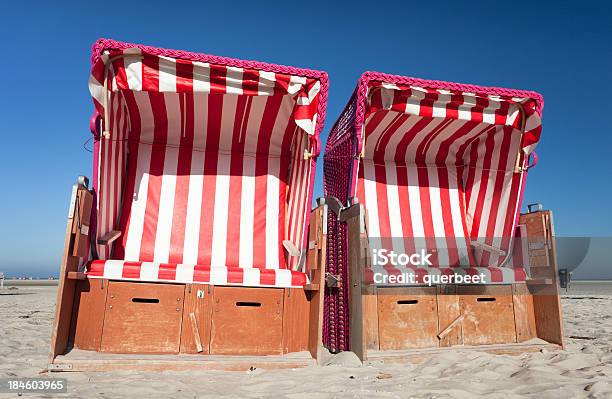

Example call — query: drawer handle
[397,300,418,305]
[476,297,496,302]
[236,301,262,307]
[132,298,160,304]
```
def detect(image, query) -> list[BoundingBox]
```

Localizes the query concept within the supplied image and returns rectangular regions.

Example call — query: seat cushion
[364,265,526,285]
[87,260,308,288]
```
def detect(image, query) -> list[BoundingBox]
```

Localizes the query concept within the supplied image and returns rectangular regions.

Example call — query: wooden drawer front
[101,281,185,354]
[72,279,107,351]
[210,287,283,355]
[459,285,516,346]
[377,287,439,350]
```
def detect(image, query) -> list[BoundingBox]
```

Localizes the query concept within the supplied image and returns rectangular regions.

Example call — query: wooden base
[364,341,561,365]
[49,349,315,372]
[359,284,555,355]
[67,280,318,357]
[49,190,329,371]
[344,204,565,361]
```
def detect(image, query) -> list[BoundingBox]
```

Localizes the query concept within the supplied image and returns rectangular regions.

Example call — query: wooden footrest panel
[372,285,522,351]
[458,285,516,345]
[210,287,284,355]
[100,282,185,354]
[377,287,438,350]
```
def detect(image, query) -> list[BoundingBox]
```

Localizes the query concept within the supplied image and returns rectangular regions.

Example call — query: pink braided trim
[91,38,329,150]
[352,71,544,154]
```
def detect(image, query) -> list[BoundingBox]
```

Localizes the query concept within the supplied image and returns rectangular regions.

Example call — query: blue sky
[0,0,611,277]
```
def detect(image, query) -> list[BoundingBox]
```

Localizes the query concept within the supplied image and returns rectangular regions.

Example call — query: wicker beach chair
[323,72,564,361]
[48,39,329,371]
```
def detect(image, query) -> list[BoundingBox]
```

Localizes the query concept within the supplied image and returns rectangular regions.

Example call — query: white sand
[1,283,611,398]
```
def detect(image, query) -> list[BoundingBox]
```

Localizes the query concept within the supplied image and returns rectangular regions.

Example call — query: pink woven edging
[351,71,544,157]
[91,38,329,157]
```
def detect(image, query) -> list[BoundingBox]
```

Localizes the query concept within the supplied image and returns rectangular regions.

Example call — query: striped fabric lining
[88,260,308,288]
[110,90,299,270]
[356,82,540,269]
[90,48,322,135]
[96,93,129,261]
[358,162,474,268]
[367,81,541,153]
[88,40,327,285]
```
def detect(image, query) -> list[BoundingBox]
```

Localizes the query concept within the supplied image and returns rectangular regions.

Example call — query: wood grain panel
[512,283,537,342]
[520,210,564,347]
[306,205,327,362]
[71,279,107,351]
[101,282,185,354]
[459,285,516,345]
[50,185,92,362]
[180,284,211,354]
[363,290,380,350]
[436,285,462,347]
[210,287,283,355]
[72,189,93,258]
[282,288,309,354]
[377,287,439,350]
[347,207,367,359]
[533,294,564,345]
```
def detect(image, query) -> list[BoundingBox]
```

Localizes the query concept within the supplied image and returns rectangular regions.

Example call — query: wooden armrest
[283,240,301,258]
[304,284,320,291]
[526,278,553,285]
[470,240,506,256]
[67,271,86,280]
[97,230,121,246]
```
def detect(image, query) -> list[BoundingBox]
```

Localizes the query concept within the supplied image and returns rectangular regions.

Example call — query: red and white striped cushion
[87,260,308,288]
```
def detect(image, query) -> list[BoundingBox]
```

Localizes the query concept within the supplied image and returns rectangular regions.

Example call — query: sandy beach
[1,282,611,398]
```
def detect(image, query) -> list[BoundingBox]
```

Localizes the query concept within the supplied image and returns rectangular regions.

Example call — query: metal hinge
[325,273,341,288]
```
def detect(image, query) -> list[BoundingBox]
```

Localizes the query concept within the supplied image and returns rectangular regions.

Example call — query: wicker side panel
[322,95,358,351]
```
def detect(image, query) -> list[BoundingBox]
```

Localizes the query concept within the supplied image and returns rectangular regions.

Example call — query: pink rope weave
[351,71,543,156]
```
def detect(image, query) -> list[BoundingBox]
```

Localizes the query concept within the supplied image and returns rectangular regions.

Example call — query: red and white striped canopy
[89,43,323,136]
[352,73,543,272]
[86,39,328,288]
